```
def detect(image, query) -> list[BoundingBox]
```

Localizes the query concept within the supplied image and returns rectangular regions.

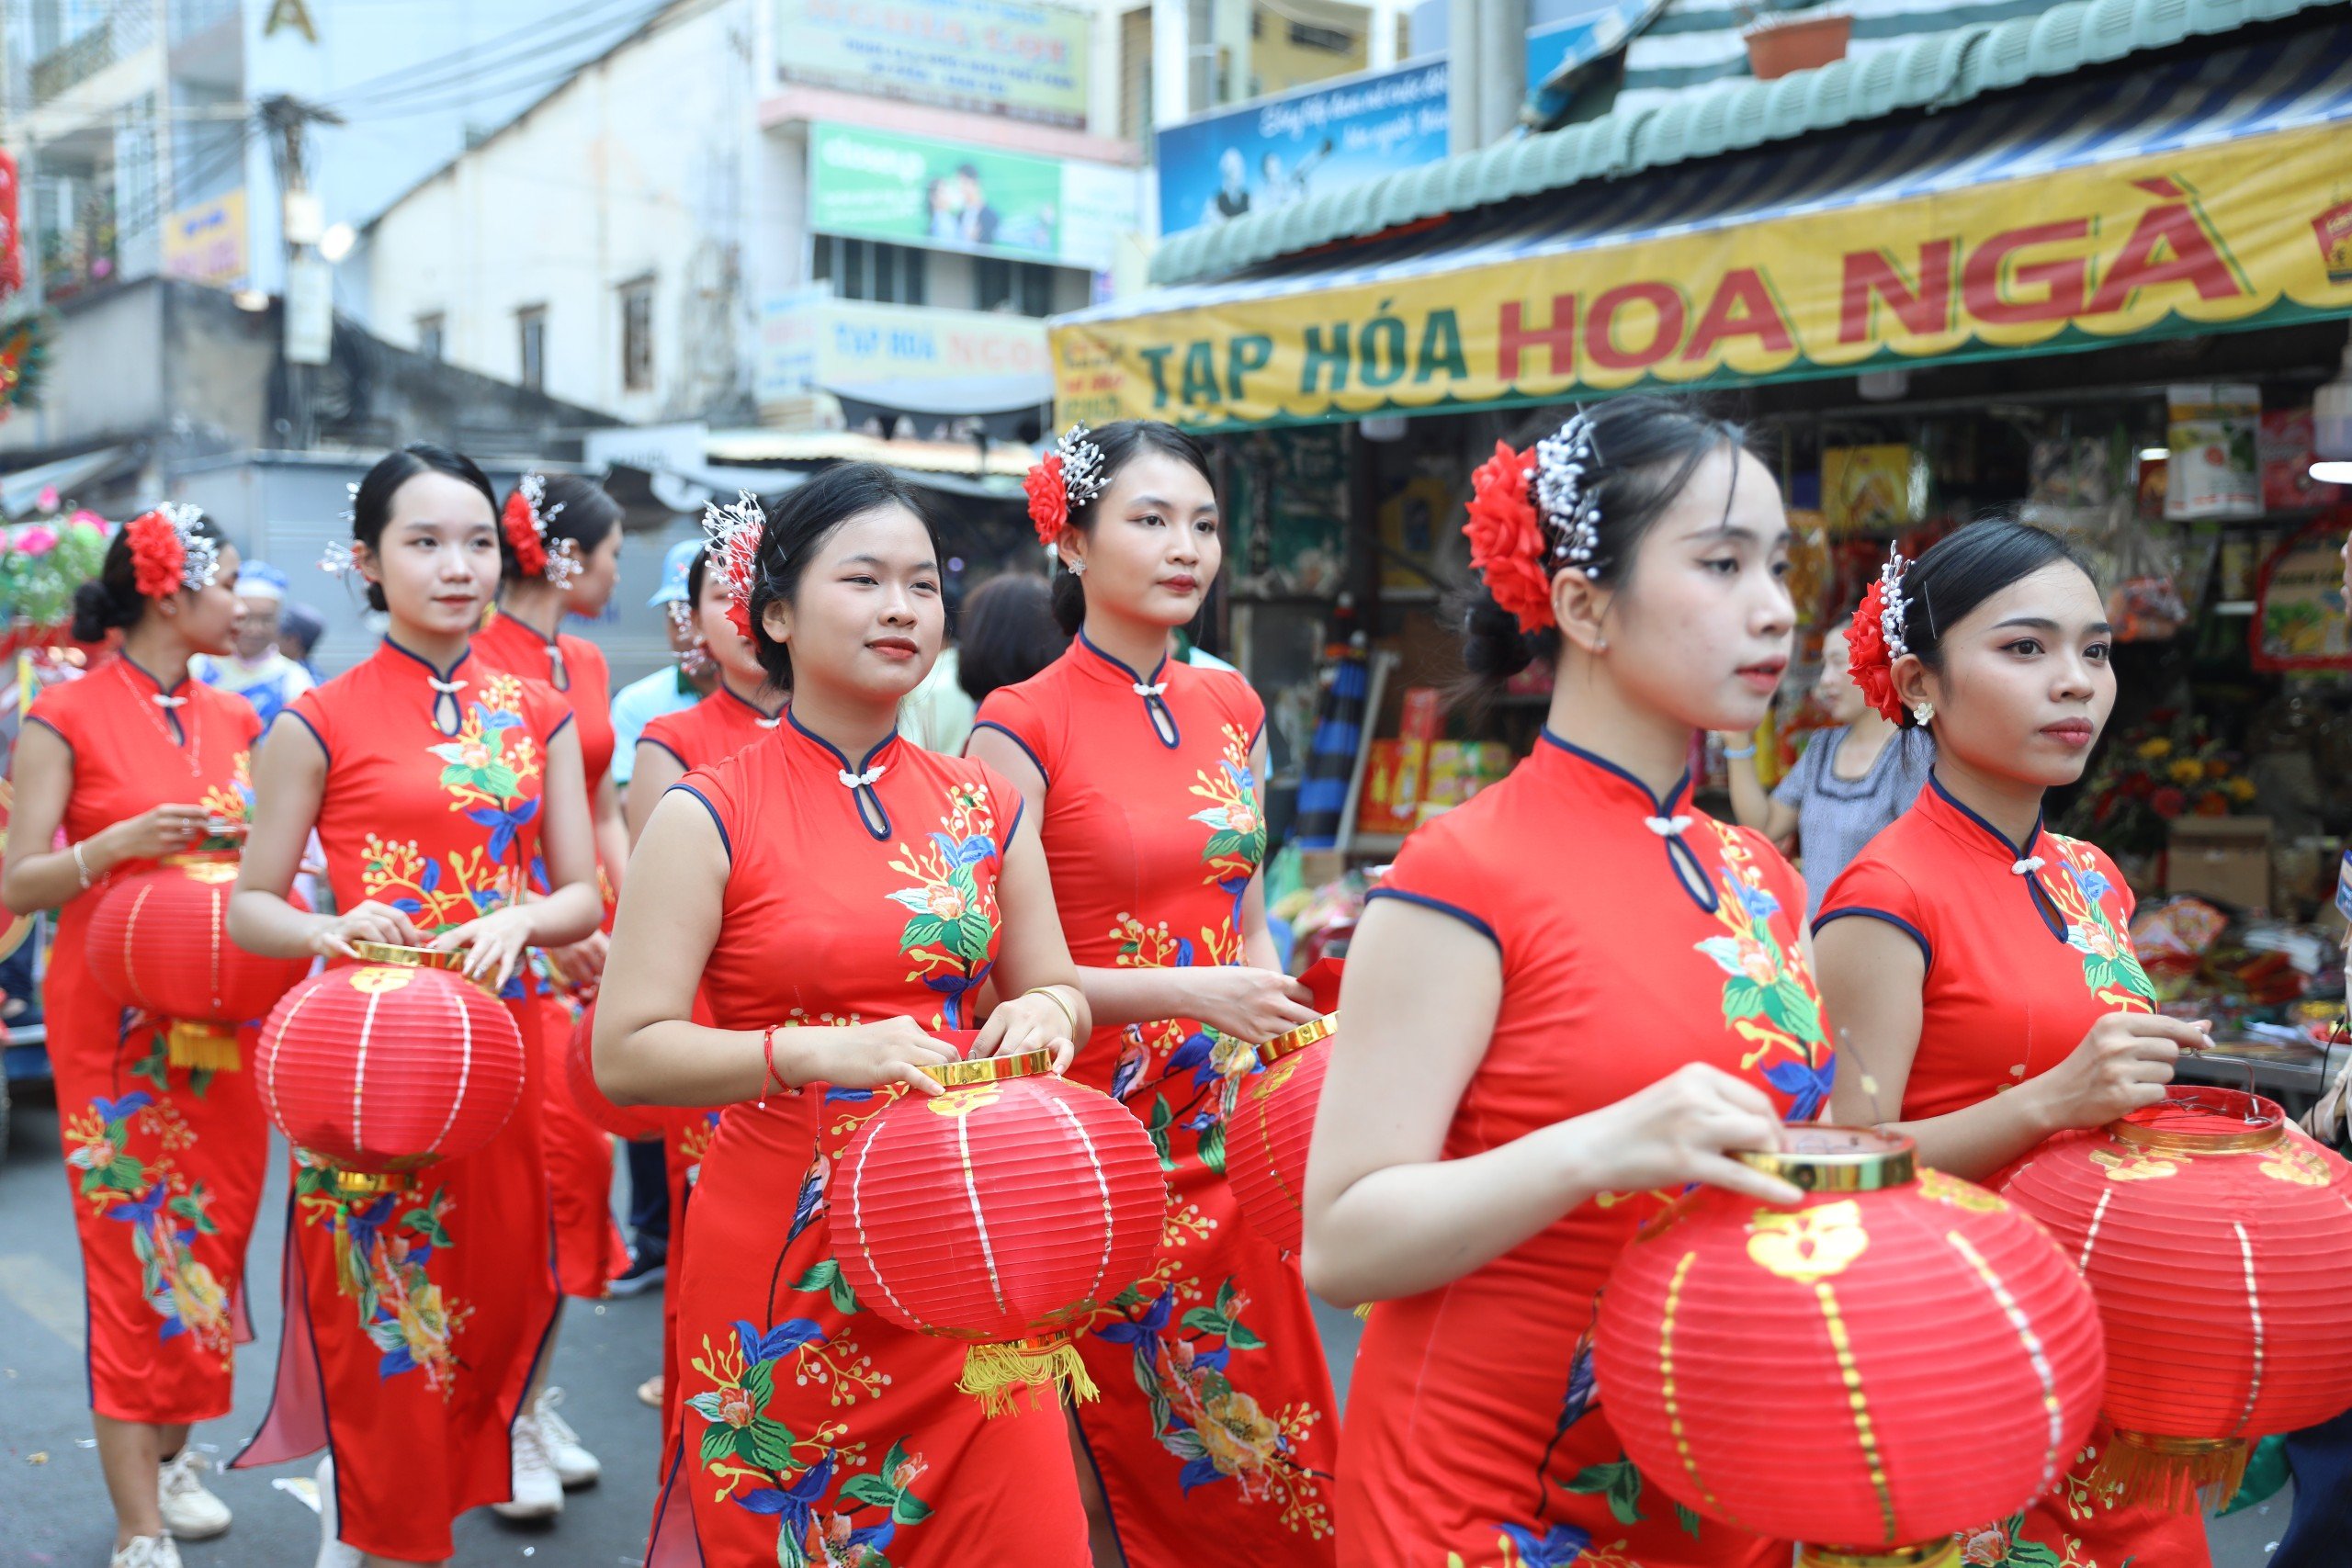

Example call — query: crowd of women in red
[13,394,2306,1568]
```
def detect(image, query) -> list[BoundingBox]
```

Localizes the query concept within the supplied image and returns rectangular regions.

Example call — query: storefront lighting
[2313,333,2352,479]
[2138,447,2169,462]
[2312,460,2352,484]
[1359,416,1408,442]
[232,289,270,312]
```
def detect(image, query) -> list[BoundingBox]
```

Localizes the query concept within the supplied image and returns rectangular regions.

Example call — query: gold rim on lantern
[1799,1544,1959,1568]
[324,1168,414,1200]
[161,851,242,874]
[922,1046,1055,1088]
[2111,1087,2285,1155]
[1258,1013,1336,1066]
[348,941,502,995]
[1735,1126,1917,1192]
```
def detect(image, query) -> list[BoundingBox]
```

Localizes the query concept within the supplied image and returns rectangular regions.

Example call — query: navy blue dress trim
[1363,887,1501,950]
[1813,907,1933,976]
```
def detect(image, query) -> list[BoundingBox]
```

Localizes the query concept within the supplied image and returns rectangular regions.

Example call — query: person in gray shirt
[1719,621,1933,919]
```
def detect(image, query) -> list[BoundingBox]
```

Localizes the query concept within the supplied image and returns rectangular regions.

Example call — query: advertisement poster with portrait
[808,124,1133,273]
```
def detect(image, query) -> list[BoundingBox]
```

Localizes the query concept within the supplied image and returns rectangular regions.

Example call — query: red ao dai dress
[970,634,1343,1562]
[474,607,628,1298]
[1816,779,2211,1568]
[645,719,1090,1568]
[230,642,567,1563]
[22,658,267,1424]
[1339,732,1832,1568]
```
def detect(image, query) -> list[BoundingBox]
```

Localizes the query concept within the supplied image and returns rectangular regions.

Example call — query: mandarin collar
[1070,629,1171,694]
[116,654,191,699]
[782,708,900,781]
[718,682,785,727]
[380,637,473,686]
[1534,729,1694,820]
[1920,774,2049,866]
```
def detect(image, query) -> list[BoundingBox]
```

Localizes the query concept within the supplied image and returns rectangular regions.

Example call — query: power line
[317,0,664,110]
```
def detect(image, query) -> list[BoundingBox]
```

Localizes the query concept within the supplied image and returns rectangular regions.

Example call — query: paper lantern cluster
[1225,1013,1337,1255]
[255,944,525,1193]
[2005,1086,2352,1508]
[833,1043,1165,1413]
[86,857,311,1070]
[1596,1128,2106,1562]
[562,999,669,1142]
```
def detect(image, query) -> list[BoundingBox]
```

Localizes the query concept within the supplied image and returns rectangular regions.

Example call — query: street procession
[4,2,2352,1566]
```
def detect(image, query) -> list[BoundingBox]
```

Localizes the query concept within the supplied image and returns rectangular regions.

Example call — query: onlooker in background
[1718,619,1932,919]
[192,561,314,727]
[610,538,717,798]
[277,598,325,678]
[954,571,1065,707]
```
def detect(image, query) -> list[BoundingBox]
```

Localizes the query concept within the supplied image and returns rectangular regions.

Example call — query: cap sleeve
[278,682,335,762]
[1814,851,1931,971]
[1364,811,1507,956]
[21,680,84,753]
[969,681,1054,785]
[638,710,691,773]
[667,759,741,866]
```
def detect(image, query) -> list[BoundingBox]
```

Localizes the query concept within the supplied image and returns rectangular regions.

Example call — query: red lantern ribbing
[1595,1129,2107,1567]
[85,856,312,1070]
[2004,1086,2352,1510]
[254,943,525,1196]
[1224,1014,1337,1255]
[832,1045,1166,1414]
[562,1000,668,1142]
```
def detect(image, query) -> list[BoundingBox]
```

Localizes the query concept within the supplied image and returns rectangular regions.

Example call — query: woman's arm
[592,771,629,891]
[624,739,686,845]
[1302,898,1798,1306]
[1718,737,1798,846]
[1,724,220,916]
[1816,916,2208,1180]
[593,790,956,1106]
[430,723,603,988]
[966,724,1315,1043]
[969,826,1087,1070]
[230,716,422,958]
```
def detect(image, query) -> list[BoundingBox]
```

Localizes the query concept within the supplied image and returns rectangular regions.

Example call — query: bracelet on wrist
[71,840,94,890]
[757,1021,803,1109]
[1023,986,1079,1037]
[1723,745,1757,760]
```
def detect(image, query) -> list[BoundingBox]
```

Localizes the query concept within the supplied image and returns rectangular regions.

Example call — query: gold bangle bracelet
[1022,986,1079,1036]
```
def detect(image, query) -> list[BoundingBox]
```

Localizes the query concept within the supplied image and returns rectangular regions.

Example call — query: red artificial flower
[1846,579,1905,724]
[1026,453,1069,547]
[501,488,548,579]
[720,529,757,644]
[1463,441,1553,633]
[124,511,187,600]
[2151,786,2188,820]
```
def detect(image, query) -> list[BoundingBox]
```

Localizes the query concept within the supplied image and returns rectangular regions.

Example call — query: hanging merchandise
[2165,385,2263,520]
[1822,445,1926,535]
[1290,629,1369,851]
[2107,511,2190,644]
[2250,513,2352,671]
[1595,1128,2106,1564]
[0,312,49,416]
[2004,1087,2352,1509]
[831,1043,1165,1414]
[2260,409,2342,511]
[0,150,21,299]
[254,944,526,1194]
[86,855,312,1071]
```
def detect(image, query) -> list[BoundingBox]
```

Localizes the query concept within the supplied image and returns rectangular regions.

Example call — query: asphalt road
[0,1080,2291,1566]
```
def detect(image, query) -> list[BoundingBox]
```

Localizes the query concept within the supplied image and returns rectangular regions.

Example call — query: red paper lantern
[255,943,525,1194]
[2004,1086,2352,1509]
[1595,1129,2106,1564]
[833,1044,1166,1413]
[86,856,311,1070]
[563,999,668,1142]
[1224,1014,1336,1255]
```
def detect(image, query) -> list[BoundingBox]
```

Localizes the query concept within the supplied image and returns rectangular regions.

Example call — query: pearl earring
[1911,701,1934,725]
[1593,637,1608,653]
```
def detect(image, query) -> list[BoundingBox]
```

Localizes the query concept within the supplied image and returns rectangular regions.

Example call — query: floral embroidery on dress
[882,781,1002,1031]
[1690,822,1835,1119]
[293,1155,470,1391]
[1448,1520,1644,1568]
[2041,838,2154,1011]
[687,1322,929,1567]
[1188,723,1266,929]
[64,1092,232,1359]
[1956,1507,2098,1566]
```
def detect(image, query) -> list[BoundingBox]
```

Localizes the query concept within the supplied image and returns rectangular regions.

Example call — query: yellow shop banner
[1055,120,2352,431]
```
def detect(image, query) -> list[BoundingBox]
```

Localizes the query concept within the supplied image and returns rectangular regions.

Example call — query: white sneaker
[491,1412,564,1519]
[108,1537,182,1568]
[313,1455,360,1568]
[533,1386,602,1489]
[156,1448,232,1540]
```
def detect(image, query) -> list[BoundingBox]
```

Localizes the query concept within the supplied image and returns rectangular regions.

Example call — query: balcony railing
[30,21,114,106]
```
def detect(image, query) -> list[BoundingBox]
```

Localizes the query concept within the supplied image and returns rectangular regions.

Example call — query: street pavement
[0,1080,2291,1566]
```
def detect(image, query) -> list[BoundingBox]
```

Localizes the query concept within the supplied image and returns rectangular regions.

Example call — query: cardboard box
[1357,740,1428,837]
[2166,816,2274,912]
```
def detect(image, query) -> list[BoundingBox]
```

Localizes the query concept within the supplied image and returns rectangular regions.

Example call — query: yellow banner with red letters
[1053,120,2352,432]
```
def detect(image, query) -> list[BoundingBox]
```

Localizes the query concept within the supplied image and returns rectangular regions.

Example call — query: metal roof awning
[1,445,136,516]
[1054,24,2352,433]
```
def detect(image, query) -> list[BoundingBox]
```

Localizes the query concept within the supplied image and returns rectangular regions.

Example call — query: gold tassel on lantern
[956,1335,1100,1417]
[166,1020,241,1071]
[2094,1431,2251,1514]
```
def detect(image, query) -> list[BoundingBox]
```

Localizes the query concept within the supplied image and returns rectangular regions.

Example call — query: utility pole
[259,93,344,449]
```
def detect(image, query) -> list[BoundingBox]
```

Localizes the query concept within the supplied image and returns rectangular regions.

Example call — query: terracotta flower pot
[1743,12,1852,80]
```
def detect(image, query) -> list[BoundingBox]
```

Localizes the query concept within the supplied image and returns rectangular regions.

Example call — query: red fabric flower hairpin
[124,502,219,600]
[1025,423,1109,549]
[502,473,578,586]
[1846,547,1911,724]
[700,490,765,643]
[1462,412,1606,634]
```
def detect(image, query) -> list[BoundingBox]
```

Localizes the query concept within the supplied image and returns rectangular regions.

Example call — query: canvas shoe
[533,1387,601,1489]
[491,1410,564,1519]
[108,1537,181,1568]
[313,1455,360,1568]
[156,1448,231,1540]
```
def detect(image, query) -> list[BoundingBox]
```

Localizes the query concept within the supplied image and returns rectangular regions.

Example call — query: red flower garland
[1463,441,1554,633]
[124,510,187,600]
[1847,577,1905,724]
[1026,453,1069,547]
[501,488,548,579]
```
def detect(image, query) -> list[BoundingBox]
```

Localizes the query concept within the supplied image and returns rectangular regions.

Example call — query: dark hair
[1048,420,1216,636]
[279,598,325,660]
[685,543,715,607]
[1890,519,2094,728]
[72,510,232,643]
[1458,395,1756,686]
[352,442,497,613]
[499,471,623,585]
[957,573,1065,702]
[747,463,938,690]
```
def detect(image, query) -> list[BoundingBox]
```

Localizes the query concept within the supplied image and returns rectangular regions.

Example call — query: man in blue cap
[193,560,316,727]
[609,536,718,795]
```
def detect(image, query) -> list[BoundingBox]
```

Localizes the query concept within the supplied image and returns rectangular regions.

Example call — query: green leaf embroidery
[891,1490,934,1525]
[1676,1502,1702,1539]
[1197,1118,1227,1175]
[841,1472,899,1508]
[742,1418,798,1472]
[698,1420,737,1466]
[1224,1318,1266,1352]
[1718,977,1766,1026]
[1145,1096,1176,1170]
[1180,1306,1228,1337]
[1566,1459,1646,1526]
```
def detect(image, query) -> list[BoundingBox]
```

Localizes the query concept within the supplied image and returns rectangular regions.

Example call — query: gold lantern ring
[921,1046,1056,1088]
[1735,1126,1917,1193]
[1799,1544,1959,1568]
[348,941,503,995]
[1257,1013,1337,1066]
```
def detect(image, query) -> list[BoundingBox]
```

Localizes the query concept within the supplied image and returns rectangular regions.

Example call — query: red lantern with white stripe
[254,943,526,1194]
[86,856,312,1070]
[831,1043,1165,1414]
[1224,1014,1336,1255]
[2004,1086,2352,1509]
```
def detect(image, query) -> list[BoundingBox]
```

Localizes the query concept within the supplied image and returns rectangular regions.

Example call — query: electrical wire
[317,0,663,109]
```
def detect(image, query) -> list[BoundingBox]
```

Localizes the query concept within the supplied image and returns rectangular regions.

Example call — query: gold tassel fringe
[956,1336,1099,1417]
[1353,1303,1373,1322]
[166,1021,241,1071]
[2093,1430,2250,1515]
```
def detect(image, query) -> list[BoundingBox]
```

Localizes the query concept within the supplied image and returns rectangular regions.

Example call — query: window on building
[811,236,927,305]
[415,313,445,361]
[1119,6,1153,141]
[1289,20,1354,52]
[517,305,546,392]
[620,278,654,392]
[976,257,1058,318]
